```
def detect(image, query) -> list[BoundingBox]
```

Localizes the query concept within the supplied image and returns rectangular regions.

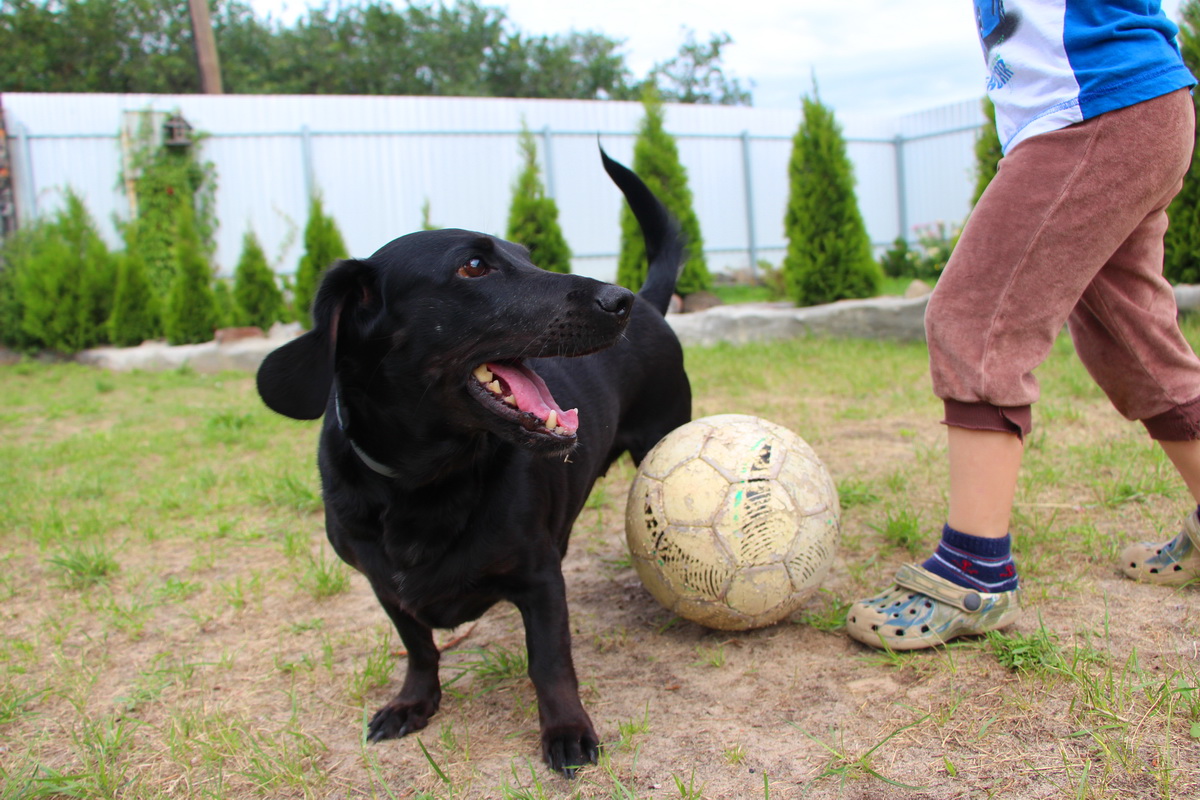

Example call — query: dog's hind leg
[515,568,599,778]
[366,600,442,742]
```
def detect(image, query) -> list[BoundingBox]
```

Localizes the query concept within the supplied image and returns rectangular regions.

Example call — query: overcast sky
[248,0,1189,118]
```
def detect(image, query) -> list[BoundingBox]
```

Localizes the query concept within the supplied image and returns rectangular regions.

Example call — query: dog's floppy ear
[256,259,379,420]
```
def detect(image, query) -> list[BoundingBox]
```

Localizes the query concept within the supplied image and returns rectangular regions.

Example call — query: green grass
[709,275,920,306]
[710,283,779,305]
[4,324,1200,797]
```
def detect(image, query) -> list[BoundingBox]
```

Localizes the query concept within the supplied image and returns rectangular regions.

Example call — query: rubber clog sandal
[1121,509,1200,586]
[846,564,1021,651]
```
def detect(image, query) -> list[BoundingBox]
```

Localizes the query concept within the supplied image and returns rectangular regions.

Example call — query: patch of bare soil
[5,392,1199,799]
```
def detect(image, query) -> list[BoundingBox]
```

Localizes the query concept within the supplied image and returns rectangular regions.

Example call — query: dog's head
[257,228,634,455]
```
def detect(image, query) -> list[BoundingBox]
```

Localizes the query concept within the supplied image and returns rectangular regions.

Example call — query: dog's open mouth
[470,362,579,438]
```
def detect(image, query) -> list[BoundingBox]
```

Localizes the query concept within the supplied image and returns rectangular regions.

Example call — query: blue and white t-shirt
[975,0,1196,153]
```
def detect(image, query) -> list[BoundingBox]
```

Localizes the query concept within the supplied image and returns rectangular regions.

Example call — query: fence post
[740,130,758,278]
[13,122,36,225]
[893,132,908,244]
[540,125,557,200]
[301,124,314,201]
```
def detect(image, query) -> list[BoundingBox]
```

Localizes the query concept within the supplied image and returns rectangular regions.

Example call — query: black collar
[334,389,400,479]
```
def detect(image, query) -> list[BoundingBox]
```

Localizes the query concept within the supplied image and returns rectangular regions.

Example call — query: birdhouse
[163,114,193,148]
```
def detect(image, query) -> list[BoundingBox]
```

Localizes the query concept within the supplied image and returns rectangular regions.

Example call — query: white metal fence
[1,92,985,283]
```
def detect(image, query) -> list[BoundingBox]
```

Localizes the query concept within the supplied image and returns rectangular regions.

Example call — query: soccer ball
[625,414,840,631]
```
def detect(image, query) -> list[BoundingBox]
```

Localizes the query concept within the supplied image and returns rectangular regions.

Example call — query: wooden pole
[188,0,224,94]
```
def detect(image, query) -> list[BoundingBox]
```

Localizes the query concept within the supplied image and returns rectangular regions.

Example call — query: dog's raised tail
[600,146,686,316]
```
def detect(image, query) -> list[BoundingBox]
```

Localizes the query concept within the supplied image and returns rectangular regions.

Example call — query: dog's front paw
[541,723,600,778]
[366,697,439,742]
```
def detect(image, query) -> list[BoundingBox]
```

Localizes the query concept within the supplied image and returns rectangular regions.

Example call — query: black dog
[256,150,691,776]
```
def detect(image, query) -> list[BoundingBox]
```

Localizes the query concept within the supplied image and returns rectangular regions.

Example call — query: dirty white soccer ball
[625,414,840,631]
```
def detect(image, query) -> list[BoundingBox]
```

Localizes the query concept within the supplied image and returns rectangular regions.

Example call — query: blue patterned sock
[922,524,1019,593]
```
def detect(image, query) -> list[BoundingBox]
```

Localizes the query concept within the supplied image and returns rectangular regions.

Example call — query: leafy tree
[4,191,117,353]
[782,92,881,306]
[489,31,636,101]
[209,0,281,94]
[1165,0,1200,284]
[616,88,711,296]
[293,195,348,329]
[972,97,1002,206]
[506,127,571,274]
[232,229,283,329]
[163,204,220,345]
[108,224,161,346]
[0,0,746,104]
[645,29,752,106]
[0,0,199,93]
[262,2,638,99]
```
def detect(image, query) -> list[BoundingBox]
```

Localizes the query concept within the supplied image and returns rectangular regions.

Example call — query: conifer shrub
[0,225,40,352]
[972,97,1002,207]
[506,127,571,274]
[293,195,348,328]
[616,87,711,296]
[163,205,220,345]
[212,279,238,329]
[420,199,439,230]
[1165,0,1200,284]
[108,225,161,346]
[879,237,917,279]
[2,191,117,352]
[233,229,283,330]
[782,93,881,306]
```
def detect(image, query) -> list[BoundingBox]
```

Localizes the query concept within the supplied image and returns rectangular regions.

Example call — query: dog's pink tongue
[487,362,579,433]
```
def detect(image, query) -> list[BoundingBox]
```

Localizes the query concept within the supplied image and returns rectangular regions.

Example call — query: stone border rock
[666,296,930,348]
[75,323,304,374]
[56,285,1200,373]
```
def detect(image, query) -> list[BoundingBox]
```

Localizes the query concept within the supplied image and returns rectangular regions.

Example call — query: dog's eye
[457,258,490,279]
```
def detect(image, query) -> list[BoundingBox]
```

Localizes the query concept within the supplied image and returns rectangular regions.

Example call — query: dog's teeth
[503,395,516,406]
[545,410,557,430]
[487,380,502,395]
[473,365,493,384]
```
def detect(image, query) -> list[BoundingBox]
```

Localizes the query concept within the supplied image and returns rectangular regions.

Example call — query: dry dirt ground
[3,361,1199,799]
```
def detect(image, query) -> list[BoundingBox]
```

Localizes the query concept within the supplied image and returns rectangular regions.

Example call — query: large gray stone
[666,295,931,347]
[76,322,302,374]
[66,284,1200,372]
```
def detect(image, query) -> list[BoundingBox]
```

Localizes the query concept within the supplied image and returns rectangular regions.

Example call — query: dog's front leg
[516,569,599,778]
[366,600,442,742]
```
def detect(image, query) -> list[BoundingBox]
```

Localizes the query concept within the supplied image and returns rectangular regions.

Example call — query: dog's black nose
[597,285,634,318]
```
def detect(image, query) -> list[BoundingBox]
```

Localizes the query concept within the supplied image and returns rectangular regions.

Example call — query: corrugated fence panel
[1,92,985,284]
[896,98,987,240]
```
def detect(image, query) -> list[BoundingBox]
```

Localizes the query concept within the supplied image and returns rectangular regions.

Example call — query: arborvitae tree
[506,126,571,273]
[879,237,917,278]
[616,87,711,295]
[1165,0,1200,284]
[9,190,117,352]
[293,194,348,328]
[420,199,439,230]
[163,204,220,345]
[213,279,238,329]
[0,231,30,350]
[972,97,1002,207]
[782,92,881,306]
[108,225,160,346]
[233,229,283,329]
